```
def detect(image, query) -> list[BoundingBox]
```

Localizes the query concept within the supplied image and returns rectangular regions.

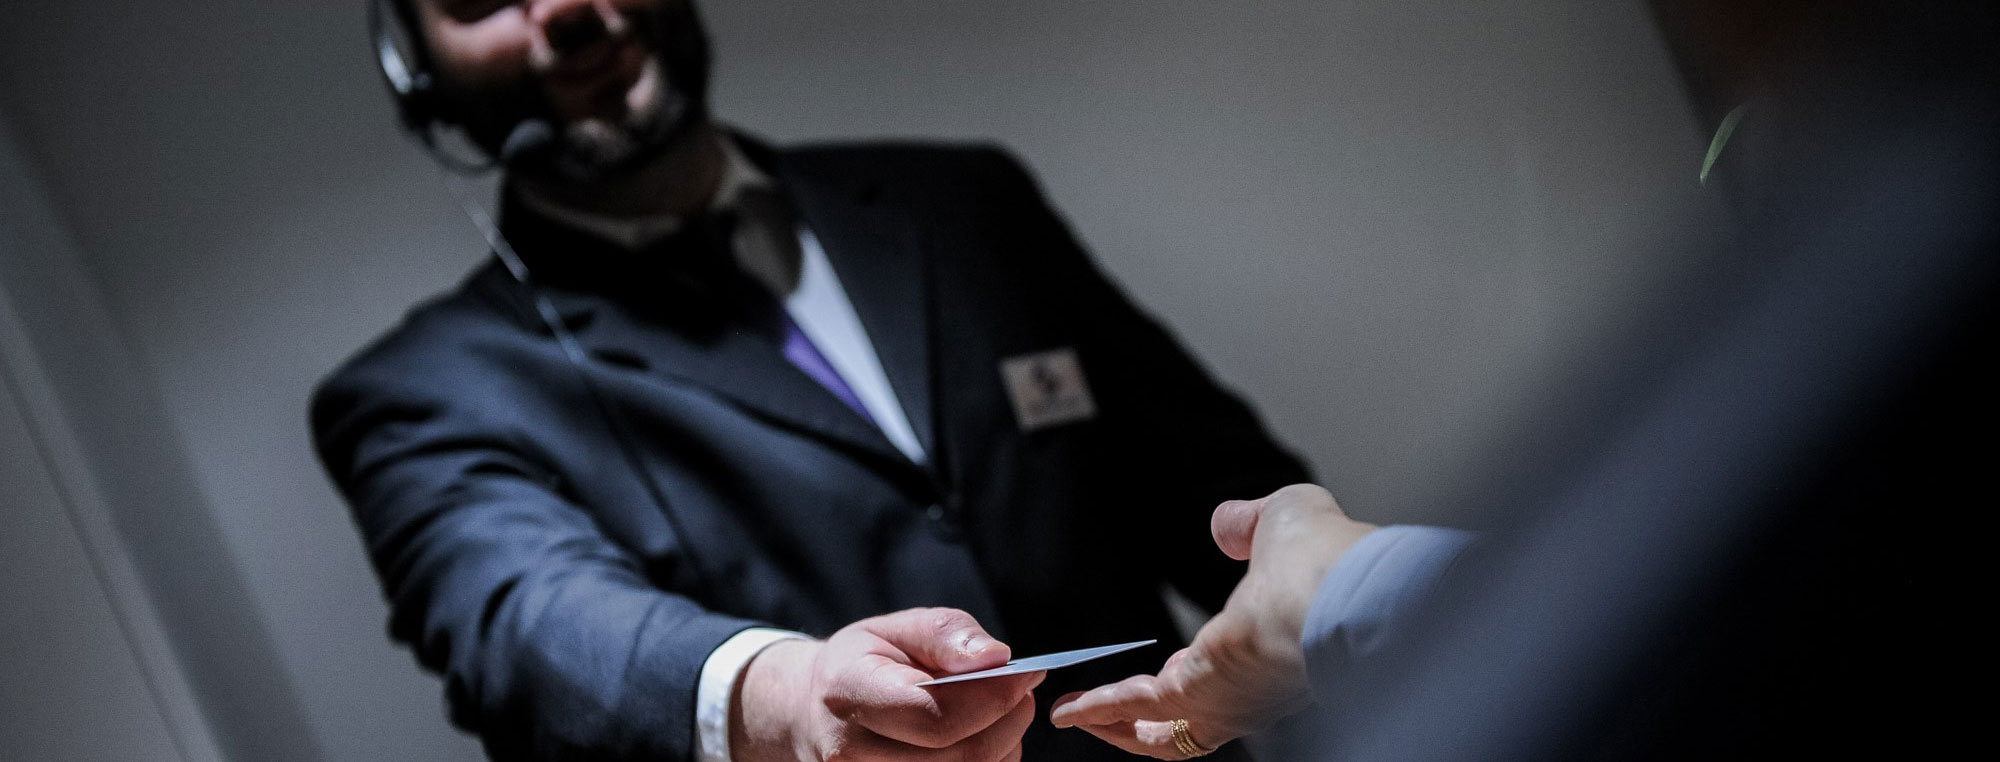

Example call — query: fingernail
[964,635,997,654]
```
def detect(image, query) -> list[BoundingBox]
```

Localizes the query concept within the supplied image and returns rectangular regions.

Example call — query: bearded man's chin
[563,121,646,170]
[525,99,702,182]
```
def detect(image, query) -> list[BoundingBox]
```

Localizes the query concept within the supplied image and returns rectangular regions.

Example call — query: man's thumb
[867,607,1011,674]
[1212,498,1266,561]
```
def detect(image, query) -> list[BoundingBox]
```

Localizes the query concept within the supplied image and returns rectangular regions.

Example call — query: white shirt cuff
[696,627,810,762]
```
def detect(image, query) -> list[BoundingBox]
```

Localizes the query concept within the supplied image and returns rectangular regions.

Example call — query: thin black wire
[435,169,714,592]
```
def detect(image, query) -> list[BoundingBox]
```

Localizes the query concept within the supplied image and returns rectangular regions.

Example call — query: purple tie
[779,312,875,424]
[669,208,873,424]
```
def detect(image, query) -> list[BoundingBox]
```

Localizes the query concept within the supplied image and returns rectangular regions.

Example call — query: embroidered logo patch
[999,347,1098,431]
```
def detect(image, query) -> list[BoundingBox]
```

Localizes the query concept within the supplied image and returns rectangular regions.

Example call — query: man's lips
[546,35,643,89]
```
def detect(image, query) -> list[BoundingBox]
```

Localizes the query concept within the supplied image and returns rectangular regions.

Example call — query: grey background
[0,1,1713,760]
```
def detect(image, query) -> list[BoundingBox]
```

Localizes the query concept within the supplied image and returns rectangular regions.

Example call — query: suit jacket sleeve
[312,344,757,761]
[974,147,1316,610]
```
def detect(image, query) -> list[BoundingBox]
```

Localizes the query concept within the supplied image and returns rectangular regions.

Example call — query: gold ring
[1168,718,1215,758]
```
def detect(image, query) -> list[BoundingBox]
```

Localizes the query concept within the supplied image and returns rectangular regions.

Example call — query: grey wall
[0,1,1711,760]
[705,1,1716,524]
[1,328,186,762]
[0,107,318,762]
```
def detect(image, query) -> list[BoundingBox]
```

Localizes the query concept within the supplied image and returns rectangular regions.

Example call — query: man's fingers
[861,690,1037,761]
[816,726,948,762]
[1048,673,1175,729]
[943,690,1037,762]
[822,695,1030,762]
[1071,719,1188,760]
[1161,647,1192,673]
[926,669,1043,711]
[866,607,1011,674]
[908,672,1042,748]
[836,657,1042,748]
[829,655,933,711]
[1211,497,1266,561]
[1073,720,1151,757]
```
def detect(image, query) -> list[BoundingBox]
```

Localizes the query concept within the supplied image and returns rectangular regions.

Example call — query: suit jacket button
[925,504,964,542]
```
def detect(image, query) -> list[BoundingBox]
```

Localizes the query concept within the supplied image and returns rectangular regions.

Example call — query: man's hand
[732,608,1044,762]
[1049,484,1375,758]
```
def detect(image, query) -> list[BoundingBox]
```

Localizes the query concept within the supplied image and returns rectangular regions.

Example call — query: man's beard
[434,2,713,182]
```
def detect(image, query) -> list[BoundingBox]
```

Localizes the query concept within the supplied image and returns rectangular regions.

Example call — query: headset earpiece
[369,0,438,134]
[370,0,504,173]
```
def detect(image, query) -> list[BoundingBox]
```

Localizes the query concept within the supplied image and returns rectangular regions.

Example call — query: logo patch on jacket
[999,347,1097,431]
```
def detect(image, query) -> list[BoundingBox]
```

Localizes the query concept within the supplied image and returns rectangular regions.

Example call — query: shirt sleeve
[695,628,810,762]
[1300,525,1475,696]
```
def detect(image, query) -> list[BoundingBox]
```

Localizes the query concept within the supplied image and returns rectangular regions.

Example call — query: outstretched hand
[1049,485,1375,758]
[735,607,1044,762]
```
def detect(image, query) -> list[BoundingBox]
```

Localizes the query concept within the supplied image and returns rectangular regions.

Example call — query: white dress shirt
[518,140,927,762]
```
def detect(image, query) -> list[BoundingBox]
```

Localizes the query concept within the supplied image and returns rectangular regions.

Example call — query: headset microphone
[500,119,558,165]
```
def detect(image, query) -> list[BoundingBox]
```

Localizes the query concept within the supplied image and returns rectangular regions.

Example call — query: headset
[366,0,711,587]
[370,0,491,174]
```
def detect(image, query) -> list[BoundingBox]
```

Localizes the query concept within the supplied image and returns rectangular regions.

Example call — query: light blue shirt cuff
[1300,525,1474,696]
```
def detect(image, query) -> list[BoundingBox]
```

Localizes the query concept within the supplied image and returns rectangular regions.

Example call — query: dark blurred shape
[1295,2,1998,760]
[1647,0,1819,123]
[543,3,612,57]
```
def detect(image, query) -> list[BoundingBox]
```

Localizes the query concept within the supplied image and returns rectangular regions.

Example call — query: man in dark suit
[312,1,1307,761]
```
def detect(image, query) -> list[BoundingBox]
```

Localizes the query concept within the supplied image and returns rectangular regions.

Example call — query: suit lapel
[540,285,914,469]
[771,156,939,465]
[488,140,941,480]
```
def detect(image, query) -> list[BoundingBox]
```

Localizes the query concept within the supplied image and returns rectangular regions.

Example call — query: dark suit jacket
[312,139,1306,761]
